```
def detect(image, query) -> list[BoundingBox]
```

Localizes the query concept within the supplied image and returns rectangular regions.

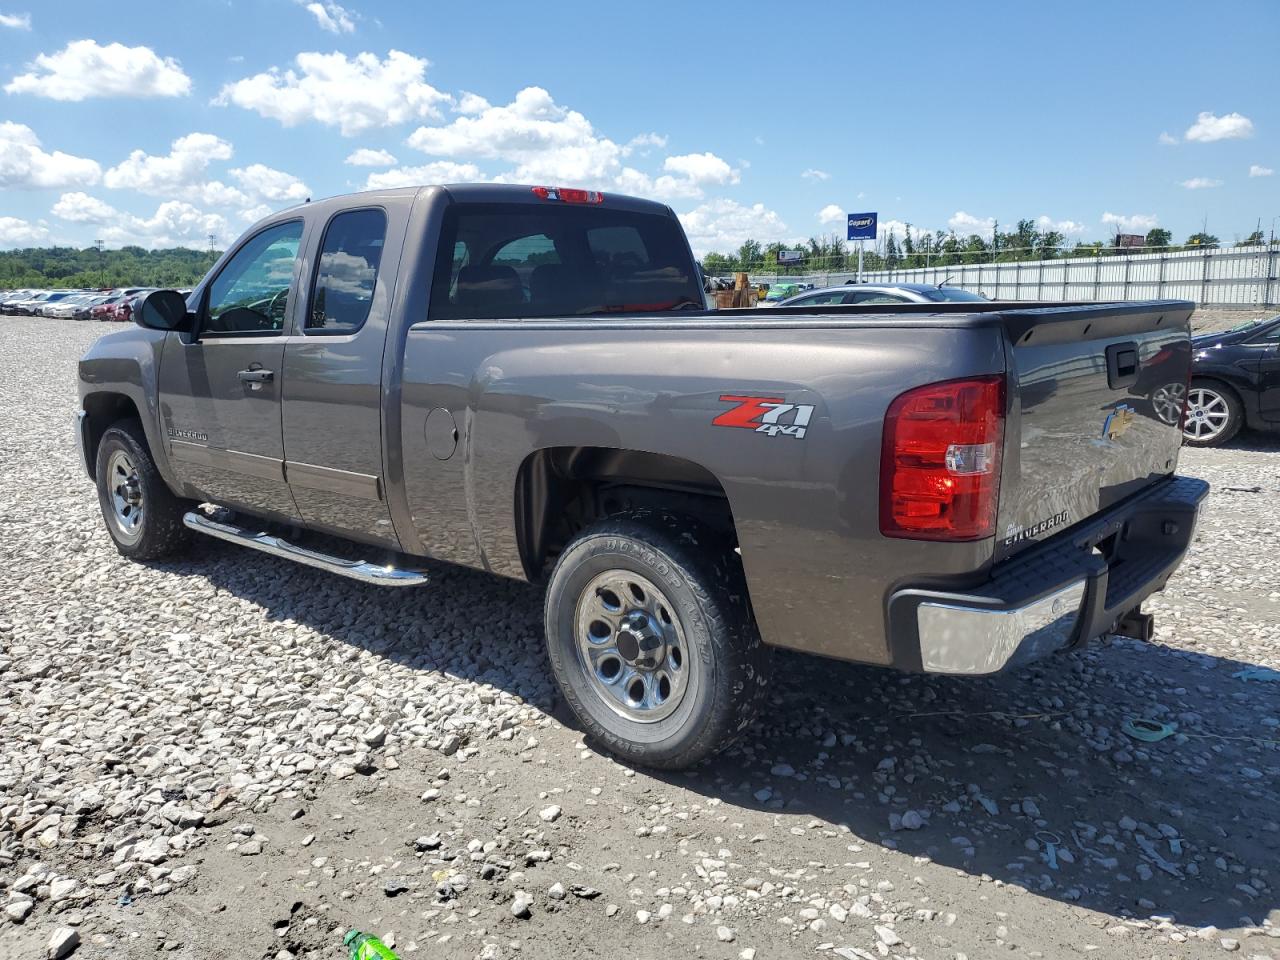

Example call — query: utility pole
[95,239,104,288]
[207,233,217,255]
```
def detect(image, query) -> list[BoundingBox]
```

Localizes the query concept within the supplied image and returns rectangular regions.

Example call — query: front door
[158,219,306,523]
[1253,323,1280,422]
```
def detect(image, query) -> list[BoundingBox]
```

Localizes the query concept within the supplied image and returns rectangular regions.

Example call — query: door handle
[237,368,274,383]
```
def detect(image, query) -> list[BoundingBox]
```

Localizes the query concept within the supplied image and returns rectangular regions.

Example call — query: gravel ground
[1,317,1278,960]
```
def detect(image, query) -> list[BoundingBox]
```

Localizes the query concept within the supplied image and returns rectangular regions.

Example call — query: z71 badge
[713,395,815,439]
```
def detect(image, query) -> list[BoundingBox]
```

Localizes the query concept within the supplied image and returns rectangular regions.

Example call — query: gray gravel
[1,317,1278,960]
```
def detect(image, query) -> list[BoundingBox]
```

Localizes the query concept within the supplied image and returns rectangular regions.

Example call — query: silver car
[778,282,990,307]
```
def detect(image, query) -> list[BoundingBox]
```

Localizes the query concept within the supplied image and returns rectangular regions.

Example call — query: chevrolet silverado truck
[76,183,1208,768]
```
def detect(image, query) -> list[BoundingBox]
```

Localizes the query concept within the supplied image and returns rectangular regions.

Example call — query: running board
[183,511,429,587]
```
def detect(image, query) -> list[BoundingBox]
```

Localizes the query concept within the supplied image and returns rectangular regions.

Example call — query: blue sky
[1,0,1277,254]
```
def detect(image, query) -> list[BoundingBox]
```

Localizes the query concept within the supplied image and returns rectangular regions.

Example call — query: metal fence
[749,243,1280,306]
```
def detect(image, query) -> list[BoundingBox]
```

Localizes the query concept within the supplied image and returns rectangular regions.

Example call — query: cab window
[204,220,303,334]
[306,208,387,334]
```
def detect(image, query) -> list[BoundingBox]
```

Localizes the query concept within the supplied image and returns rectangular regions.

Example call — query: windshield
[1229,316,1276,332]
[920,287,988,302]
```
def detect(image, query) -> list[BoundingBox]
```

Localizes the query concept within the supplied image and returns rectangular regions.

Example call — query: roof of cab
[272,182,675,219]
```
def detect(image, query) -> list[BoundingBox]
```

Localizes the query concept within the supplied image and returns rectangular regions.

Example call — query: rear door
[994,303,1193,561]
[1248,320,1280,422]
[281,205,403,546]
[158,219,306,523]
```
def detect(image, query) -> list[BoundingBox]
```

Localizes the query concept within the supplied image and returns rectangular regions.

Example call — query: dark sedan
[1184,314,1280,446]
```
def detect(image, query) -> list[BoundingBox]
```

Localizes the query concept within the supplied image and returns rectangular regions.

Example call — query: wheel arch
[81,391,143,481]
[514,446,740,585]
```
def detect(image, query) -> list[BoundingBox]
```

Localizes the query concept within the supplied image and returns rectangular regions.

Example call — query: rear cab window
[428,202,702,320]
[306,208,387,334]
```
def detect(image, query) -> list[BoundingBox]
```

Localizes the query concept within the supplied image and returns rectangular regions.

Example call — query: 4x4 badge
[713,395,815,439]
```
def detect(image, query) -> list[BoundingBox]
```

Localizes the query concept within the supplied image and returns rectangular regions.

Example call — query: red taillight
[531,185,604,204]
[879,375,1005,541]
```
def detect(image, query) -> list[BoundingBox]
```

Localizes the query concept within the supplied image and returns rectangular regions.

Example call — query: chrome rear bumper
[887,475,1208,675]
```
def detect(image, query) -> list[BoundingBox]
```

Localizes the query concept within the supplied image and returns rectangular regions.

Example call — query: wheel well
[1190,376,1242,403]
[83,393,142,479]
[515,447,737,582]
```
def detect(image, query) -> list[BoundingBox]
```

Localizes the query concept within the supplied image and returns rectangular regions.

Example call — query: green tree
[1186,232,1219,248]
[1238,230,1265,246]
[1145,228,1173,250]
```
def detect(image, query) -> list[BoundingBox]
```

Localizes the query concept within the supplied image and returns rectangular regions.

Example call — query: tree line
[701,221,1271,277]
[0,246,222,290]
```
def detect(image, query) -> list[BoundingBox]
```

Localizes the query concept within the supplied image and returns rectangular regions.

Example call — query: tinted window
[849,292,909,304]
[920,287,988,302]
[429,203,703,320]
[789,291,847,306]
[307,209,387,333]
[205,220,303,334]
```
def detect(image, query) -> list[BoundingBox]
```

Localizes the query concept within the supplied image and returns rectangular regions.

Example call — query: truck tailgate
[995,301,1193,563]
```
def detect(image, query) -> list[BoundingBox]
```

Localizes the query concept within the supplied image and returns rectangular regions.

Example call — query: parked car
[76,183,1207,769]
[10,291,73,316]
[1182,314,1280,446]
[43,293,100,319]
[777,282,991,307]
[0,289,38,312]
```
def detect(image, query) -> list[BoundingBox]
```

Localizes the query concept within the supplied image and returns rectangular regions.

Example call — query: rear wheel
[1183,380,1242,447]
[95,419,192,559]
[544,511,769,769]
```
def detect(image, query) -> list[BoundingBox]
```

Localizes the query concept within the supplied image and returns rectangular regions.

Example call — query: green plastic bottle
[344,930,400,960]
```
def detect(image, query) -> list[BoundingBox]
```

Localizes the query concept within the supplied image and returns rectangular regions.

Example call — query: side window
[307,209,387,334]
[1249,322,1280,343]
[848,292,909,304]
[205,220,304,334]
[794,291,846,306]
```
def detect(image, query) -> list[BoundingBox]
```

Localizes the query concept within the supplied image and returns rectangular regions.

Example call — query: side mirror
[134,289,192,332]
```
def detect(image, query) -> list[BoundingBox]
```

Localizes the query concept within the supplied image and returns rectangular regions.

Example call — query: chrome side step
[183,511,429,587]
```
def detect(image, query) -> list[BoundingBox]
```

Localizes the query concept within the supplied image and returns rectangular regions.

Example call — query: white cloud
[407,87,730,200]
[52,191,120,224]
[100,200,231,248]
[345,147,397,166]
[1184,111,1253,143]
[5,39,190,100]
[229,163,311,203]
[801,168,830,181]
[300,0,354,33]
[623,132,666,155]
[880,219,936,243]
[363,160,483,190]
[103,132,248,207]
[1102,211,1159,233]
[1249,164,1273,178]
[1035,215,1087,235]
[947,210,996,239]
[217,50,449,136]
[407,86,623,184]
[0,121,101,189]
[1157,131,1177,146]
[0,11,30,29]
[677,198,788,256]
[663,152,739,187]
[1180,177,1222,190]
[239,203,273,223]
[0,216,49,246]
[817,204,844,225]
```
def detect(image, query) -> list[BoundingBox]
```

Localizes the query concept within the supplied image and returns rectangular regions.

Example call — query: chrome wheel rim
[573,570,689,723]
[1183,387,1231,442]
[106,449,144,543]
[1151,382,1186,426]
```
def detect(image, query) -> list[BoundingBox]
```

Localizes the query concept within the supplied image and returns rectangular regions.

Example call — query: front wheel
[544,512,769,770]
[1183,380,1242,447]
[95,419,192,559]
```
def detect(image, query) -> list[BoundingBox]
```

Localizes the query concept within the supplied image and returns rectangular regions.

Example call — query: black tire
[544,511,769,769]
[1183,379,1243,447]
[95,419,192,560]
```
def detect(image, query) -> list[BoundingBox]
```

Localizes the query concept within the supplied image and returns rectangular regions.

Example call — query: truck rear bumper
[886,475,1209,675]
